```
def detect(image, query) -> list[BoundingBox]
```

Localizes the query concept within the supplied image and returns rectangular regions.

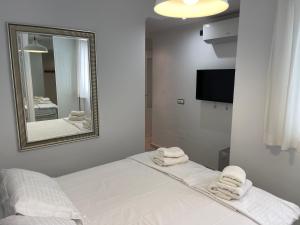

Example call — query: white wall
[145,39,153,148]
[231,0,300,219]
[152,23,237,169]
[0,0,152,177]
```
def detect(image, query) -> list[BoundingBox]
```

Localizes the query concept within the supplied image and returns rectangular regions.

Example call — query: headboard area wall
[0,0,152,177]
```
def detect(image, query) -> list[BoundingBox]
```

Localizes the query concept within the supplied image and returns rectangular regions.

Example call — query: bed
[26,118,90,142]
[55,151,300,225]
[1,151,298,225]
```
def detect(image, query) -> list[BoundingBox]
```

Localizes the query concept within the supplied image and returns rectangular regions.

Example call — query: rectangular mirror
[8,23,99,151]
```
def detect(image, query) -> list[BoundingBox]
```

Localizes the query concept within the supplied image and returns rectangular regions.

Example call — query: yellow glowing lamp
[154,0,229,18]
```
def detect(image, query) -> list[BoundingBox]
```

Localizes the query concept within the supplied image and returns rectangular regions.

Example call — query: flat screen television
[196,69,235,103]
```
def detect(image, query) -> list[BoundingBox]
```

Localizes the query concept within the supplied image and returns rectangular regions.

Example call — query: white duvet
[27,119,89,142]
[56,151,299,225]
[57,159,254,225]
[129,152,300,225]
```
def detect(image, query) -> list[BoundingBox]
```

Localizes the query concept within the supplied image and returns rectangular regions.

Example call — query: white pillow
[0,169,82,223]
[0,215,77,225]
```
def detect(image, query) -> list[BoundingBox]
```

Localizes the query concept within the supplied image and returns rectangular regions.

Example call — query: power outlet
[177,99,185,105]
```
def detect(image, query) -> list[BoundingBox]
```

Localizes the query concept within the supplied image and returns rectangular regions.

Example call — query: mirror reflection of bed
[26,118,92,142]
[17,32,93,142]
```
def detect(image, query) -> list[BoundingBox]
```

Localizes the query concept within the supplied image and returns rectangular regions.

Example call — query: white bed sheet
[27,119,89,142]
[56,158,256,225]
[63,118,92,132]
[129,152,300,225]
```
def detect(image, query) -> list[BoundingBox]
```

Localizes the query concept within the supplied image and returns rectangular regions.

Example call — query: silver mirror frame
[7,23,99,151]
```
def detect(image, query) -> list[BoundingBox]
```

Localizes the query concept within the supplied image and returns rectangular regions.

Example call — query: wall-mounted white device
[203,17,239,43]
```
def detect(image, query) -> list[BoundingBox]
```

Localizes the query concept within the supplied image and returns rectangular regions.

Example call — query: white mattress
[27,119,89,142]
[129,152,300,225]
[56,158,256,225]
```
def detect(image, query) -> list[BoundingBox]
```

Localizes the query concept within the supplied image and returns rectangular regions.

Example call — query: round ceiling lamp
[23,36,48,54]
[154,0,229,19]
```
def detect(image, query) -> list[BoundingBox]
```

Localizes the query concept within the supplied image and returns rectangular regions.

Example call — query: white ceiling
[146,0,240,35]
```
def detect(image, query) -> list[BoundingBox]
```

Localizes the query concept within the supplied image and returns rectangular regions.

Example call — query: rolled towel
[68,115,85,121]
[157,147,185,158]
[70,111,86,117]
[219,166,246,187]
[153,154,189,167]
[208,179,253,200]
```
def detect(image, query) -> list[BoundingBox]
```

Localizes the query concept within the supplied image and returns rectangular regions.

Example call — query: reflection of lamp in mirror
[23,36,48,53]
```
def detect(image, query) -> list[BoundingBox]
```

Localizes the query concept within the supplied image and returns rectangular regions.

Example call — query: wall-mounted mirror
[8,24,99,151]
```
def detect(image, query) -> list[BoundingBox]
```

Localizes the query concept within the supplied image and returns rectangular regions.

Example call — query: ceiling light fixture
[183,0,199,6]
[23,36,48,54]
[154,0,229,19]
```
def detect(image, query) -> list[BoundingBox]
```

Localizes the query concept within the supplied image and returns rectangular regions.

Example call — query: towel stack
[34,96,52,104]
[208,166,252,201]
[68,111,86,121]
[153,147,189,167]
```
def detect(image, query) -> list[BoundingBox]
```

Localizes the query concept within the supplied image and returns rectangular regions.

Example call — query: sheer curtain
[77,39,91,115]
[20,33,36,122]
[264,0,300,150]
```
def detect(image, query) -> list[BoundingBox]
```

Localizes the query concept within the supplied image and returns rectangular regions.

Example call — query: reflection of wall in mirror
[23,35,59,122]
[20,34,92,123]
[30,54,45,97]
[41,38,58,105]
[28,35,58,103]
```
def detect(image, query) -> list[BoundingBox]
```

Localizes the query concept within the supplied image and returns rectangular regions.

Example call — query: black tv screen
[196,69,235,103]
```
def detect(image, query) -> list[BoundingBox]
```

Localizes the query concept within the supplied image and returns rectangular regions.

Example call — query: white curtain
[53,37,80,118]
[20,33,36,122]
[77,39,91,114]
[264,0,300,150]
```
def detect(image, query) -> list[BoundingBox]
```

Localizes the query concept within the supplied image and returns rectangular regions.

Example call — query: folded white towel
[34,97,52,104]
[34,96,49,100]
[219,166,246,187]
[208,179,253,200]
[70,111,86,117]
[153,154,189,167]
[68,115,85,121]
[157,147,185,158]
[37,100,52,104]
[34,97,50,101]
[208,189,233,201]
